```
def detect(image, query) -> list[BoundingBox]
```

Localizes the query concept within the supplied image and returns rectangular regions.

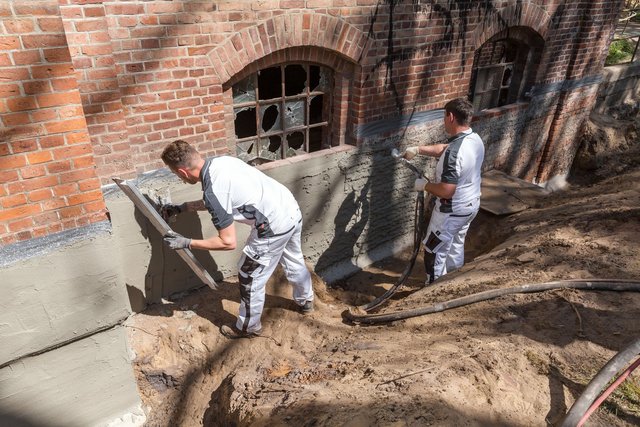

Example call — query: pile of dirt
[126,112,640,426]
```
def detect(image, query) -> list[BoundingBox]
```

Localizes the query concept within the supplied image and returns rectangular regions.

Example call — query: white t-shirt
[434,129,485,213]
[200,156,301,237]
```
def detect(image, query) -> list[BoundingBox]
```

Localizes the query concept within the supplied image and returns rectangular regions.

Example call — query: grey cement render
[106,142,431,302]
[0,220,139,425]
[0,326,143,427]
[1,231,131,366]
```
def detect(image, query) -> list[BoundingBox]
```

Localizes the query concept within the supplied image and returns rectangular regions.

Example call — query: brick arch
[471,1,550,50]
[208,13,371,85]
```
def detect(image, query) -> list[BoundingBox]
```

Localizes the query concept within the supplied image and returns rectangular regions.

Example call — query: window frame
[231,63,334,164]
[469,29,543,112]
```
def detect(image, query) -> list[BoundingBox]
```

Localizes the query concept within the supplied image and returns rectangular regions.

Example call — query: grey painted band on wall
[0,220,112,269]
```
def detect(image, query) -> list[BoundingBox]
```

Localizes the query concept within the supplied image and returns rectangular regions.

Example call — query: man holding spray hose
[400,98,485,284]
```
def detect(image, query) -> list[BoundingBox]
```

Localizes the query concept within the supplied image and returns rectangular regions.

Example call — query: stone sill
[255,144,357,172]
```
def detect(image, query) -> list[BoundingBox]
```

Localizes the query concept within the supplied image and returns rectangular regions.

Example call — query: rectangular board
[113,178,218,290]
[480,169,548,216]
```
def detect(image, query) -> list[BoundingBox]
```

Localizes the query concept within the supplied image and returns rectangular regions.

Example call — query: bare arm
[418,143,448,158]
[189,222,237,251]
[415,143,456,198]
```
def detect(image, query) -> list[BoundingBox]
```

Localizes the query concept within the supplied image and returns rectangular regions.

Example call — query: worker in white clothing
[159,140,314,339]
[401,98,485,284]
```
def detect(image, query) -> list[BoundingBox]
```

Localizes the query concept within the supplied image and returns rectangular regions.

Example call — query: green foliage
[606,39,636,66]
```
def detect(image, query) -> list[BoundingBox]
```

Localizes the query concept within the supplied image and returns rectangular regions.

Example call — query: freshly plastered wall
[0,328,144,427]
[108,143,428,302]
[0,227,144,426]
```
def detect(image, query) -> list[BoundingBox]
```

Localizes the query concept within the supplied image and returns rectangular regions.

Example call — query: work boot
[424,274,433,287]
[220,324,262,339]
[300,300,314,314]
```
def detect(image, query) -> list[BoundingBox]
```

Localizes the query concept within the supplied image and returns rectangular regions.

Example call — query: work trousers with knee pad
[236,219,313,333]
[423,199,479,283]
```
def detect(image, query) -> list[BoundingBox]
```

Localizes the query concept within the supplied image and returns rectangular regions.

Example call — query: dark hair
[444,98,474,126]
[161,140,198,168]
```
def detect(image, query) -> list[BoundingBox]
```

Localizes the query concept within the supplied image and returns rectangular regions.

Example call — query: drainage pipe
[561,337,640,427]
[345,279,640,324]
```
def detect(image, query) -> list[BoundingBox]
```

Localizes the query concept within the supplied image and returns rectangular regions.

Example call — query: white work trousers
[423,199,479,282]
[236,219,313,333]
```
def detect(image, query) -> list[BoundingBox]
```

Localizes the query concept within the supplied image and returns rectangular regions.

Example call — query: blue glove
[163,231,191,250]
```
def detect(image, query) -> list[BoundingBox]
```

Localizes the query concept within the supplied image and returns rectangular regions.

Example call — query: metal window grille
[232,64,333,165]
[470,39,528,111]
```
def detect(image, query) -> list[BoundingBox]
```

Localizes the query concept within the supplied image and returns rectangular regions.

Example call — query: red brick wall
[0,0,106,246]
[0,0,625,245]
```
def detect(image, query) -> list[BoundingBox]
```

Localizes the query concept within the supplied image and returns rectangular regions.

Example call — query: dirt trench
[127,109,640,426]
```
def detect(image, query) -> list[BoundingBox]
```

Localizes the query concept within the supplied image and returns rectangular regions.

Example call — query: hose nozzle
[391,148,425,179]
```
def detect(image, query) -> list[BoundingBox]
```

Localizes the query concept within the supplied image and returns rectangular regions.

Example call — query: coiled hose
[346,279,640,324]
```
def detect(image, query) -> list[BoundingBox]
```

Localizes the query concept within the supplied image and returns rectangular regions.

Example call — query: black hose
[561,336,640,427]
[358,189,427,312]
[345,279,640,324]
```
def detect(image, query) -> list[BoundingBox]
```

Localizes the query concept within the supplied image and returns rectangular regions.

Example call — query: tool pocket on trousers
[424,231,442,253]
[238,254,263,284]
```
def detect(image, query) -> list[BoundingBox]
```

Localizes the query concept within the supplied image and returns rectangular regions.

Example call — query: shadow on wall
[315,180,371,277]
[127,195,222,311]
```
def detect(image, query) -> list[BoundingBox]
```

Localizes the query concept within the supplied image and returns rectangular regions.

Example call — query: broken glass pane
[309,95,324,124]
[309,126,325,152]
[260,103,281,133]
[309,66,330,92]
[232,76,255,104]
[258,67,281,100]
[502,65,513,87]
[236,139,257,163]
[285,131,305,157]
[259,135,282,161]
[284,99,305,129]
[285,64,307,96]
[234,106,257,138]
[477,67,502,91]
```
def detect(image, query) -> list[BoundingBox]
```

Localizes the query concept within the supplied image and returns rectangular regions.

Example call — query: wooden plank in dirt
[480,169,548,215]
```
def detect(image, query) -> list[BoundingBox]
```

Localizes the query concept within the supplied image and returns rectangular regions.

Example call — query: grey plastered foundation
[0,327,143,427]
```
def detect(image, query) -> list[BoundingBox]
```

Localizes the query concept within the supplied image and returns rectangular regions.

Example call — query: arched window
[470,28,544,111]
[232,64,333,165]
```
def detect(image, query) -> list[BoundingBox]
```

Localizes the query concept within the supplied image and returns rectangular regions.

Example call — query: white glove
[403,146,419,160]
[413,178,428,192]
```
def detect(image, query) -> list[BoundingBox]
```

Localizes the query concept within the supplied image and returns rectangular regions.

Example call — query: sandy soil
[126,110,640,426]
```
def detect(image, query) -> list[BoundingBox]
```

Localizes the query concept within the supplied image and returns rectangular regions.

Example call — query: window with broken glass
[470,38,530,111]
[232,64,333,165]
